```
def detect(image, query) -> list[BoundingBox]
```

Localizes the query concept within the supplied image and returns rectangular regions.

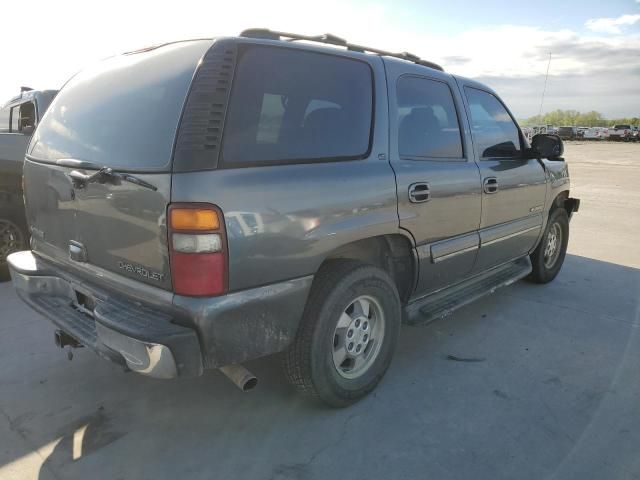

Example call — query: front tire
[527,208,569,284]
[285,260,401,407]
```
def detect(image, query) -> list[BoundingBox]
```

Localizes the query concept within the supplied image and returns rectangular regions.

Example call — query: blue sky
[1,0,639,118]
[382,0,638,33]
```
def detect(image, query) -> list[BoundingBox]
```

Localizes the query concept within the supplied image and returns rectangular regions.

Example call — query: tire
[0,218,28,281]
[527,208,569,284]
[285,260,401,407]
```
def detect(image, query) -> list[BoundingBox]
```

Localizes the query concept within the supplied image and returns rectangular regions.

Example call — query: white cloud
[585,14,640,34]
[1,0,638,117]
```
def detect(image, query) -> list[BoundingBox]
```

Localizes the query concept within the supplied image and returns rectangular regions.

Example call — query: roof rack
[239,28,444,72]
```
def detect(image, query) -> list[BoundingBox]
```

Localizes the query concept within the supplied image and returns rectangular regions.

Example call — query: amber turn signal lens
[170,208,219,231]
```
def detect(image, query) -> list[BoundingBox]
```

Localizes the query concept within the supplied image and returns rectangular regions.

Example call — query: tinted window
[222,47,373,165]
[464,87,521,158]
[29,40,211,170]
[19,102,36,132]
[396,76,463,159]
[0,108,9,133]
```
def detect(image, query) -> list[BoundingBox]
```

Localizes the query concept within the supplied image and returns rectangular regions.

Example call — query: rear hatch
[24,40,212,290]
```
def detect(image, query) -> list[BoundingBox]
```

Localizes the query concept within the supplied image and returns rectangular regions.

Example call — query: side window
[19,102,36,133]
[0,107,9,133]
[222,46,373,165]
[10,106,20,132]
[464,87,521,158]
[396,76,463,159]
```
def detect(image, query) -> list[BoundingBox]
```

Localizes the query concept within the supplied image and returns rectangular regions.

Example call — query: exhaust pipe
[219,364,258,392]
[54,330,82,349]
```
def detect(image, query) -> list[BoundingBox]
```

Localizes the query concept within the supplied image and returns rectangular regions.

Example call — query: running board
[405,257,532,326]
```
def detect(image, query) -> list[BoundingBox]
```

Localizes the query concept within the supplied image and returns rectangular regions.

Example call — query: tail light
[168,203,227,296]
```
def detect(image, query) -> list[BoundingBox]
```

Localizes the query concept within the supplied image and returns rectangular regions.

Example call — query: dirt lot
[1,142,639,480]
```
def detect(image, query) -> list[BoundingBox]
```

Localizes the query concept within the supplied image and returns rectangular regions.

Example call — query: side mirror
[530,133,563,160]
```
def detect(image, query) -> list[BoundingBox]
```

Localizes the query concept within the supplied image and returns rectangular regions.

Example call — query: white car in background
[608,124,633,141]
[583,127,605,140]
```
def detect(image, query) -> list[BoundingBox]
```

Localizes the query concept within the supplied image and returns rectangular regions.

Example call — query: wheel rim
[0,219,25,263]
[543,221,562,269]
[332,295,385,380]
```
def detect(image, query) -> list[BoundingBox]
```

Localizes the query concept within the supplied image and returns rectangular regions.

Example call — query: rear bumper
[8,251,202,378]
[8,250,314,376]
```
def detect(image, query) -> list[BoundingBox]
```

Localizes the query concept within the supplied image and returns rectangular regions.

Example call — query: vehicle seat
[301,107,348,157]
[399,107,446,157]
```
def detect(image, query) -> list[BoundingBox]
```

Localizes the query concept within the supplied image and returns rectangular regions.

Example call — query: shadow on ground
[0,253,638,480]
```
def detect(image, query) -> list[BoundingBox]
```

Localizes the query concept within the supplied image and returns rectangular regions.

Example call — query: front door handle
[408,182,430,203]
[483,177,498,194]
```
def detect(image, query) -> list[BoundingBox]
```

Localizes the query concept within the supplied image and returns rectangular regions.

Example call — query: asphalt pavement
[1,142,639,480]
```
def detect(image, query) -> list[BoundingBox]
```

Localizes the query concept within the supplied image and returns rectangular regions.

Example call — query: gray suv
[8,30,579,406]
[0,88,57,275]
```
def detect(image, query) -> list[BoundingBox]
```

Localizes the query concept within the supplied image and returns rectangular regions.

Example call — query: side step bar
[405,257,532,326]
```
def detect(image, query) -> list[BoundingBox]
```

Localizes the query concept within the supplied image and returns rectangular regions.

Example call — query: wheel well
[321,235,416,303]
[550,191,572,216]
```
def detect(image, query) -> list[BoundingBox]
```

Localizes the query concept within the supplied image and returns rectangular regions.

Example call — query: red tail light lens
[168,203,227,297]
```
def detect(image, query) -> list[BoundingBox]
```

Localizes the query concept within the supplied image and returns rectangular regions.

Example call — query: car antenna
[538,52,552,119]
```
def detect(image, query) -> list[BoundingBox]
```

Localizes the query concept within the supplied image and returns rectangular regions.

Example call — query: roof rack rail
[239,28,444,72]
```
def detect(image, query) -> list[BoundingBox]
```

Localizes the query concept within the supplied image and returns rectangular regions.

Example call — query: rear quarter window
[221,46,374,166]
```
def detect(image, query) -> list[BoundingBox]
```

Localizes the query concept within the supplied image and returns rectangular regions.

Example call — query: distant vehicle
[577,127,588,138]
[608,124,632,141]
[557,126,578,140]
[631,126,639,142]
[0,87,57,274]
[583,127,604,140]
[521,126,534,142]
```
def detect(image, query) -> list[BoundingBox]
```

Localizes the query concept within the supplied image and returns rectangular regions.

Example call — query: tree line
[519,110,639,127]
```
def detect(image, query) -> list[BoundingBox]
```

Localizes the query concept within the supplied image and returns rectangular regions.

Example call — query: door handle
[409,182,430,203]
[483,177,498,194]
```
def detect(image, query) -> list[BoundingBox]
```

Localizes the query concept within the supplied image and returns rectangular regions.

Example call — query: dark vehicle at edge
[0,88,57,275]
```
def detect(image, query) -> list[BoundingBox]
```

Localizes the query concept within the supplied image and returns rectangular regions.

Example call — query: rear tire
[285,260,401,407]
[527,208,569,284]
[0,218,28,281]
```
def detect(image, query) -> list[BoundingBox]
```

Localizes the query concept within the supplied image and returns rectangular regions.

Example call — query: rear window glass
[222,46,373,165]
[396,76,463,159]
[29,41,211,170]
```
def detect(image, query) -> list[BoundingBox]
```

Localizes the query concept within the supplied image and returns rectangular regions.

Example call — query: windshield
[29,40,211,171]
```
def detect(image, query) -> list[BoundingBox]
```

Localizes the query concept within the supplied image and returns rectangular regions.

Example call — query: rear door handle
[408,182,430,203]
[483,177,498,194]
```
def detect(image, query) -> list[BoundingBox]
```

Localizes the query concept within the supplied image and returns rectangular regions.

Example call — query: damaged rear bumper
[7,250,202,378]
[7,250,314,377]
